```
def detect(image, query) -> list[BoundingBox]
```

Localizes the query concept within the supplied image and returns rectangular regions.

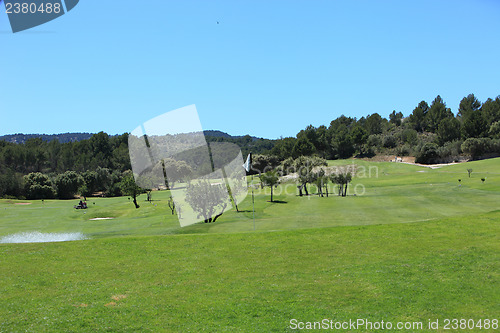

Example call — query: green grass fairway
[2,158,499,237]
[0,158,499,331]
[0,213,498,332]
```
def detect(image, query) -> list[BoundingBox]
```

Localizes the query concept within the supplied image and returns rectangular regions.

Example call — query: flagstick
[252,174,255,231]
[243,153,255,231]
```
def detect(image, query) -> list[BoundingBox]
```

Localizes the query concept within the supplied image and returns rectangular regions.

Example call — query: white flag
[243,153,252,172]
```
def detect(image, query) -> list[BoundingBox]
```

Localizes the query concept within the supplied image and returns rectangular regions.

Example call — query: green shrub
[401,129,418,146]
[415,143,439,164]
[382,135,397,148]
[437,140,462,159]
[461,138,492,159]
[396,144,411,156]
[367,134,383,149]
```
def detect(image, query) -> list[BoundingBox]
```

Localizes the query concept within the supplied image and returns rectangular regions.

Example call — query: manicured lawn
[0,212,499,332]
[2,158,500,237]
[0,158,499,331]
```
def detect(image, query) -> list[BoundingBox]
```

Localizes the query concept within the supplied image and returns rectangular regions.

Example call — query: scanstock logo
[2,0,79,33]
[128,105,249,227]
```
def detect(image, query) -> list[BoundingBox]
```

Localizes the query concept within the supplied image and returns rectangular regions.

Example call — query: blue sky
[1,0,499,139]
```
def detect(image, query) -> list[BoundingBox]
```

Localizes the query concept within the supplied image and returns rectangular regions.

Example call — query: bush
[252,154,281,174]
[400,129,418,146]
[437,140,462,159]
[415,143,439,164]
[490,139,500,154]
[382,135,397,148]
[489,121,500,139]
[461,138,492,159]
[24,172,56,199]
[367,134,382,149]
[396,144,411,156]
[55,171,84,199]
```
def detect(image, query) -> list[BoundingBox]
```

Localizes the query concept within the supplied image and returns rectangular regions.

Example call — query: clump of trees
[0,132,131,199]
[6,167,139,201]
[270,93,500,164]
[331,172,352,197]
[24,172,56,199]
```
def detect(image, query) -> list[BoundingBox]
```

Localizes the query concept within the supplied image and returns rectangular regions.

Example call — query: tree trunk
[298,184,303,196]
[230,192,239,211]
[133,195,140,208]
[304,183,309,196]
[342,183,348,197]
[212,211,224,223]
[325,184,329,197]
[270,186,273,202]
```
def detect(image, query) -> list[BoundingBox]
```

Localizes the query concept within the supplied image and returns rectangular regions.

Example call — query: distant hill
[203,130,233,139]
[0,133,93,144]
[203,130,259,141]
[0,131,263,144]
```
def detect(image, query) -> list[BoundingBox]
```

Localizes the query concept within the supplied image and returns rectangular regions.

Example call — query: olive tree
[119,170,143,208]
[185,180,229,223]
[260,170,279,202]
[330,172,352,197]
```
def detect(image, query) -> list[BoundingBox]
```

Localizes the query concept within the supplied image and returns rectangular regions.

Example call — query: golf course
[3,0,500,330]
[0,158,498,332]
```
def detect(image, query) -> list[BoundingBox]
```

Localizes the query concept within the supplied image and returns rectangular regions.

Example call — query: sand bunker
[0,232,87,244]
[89,217,115,221]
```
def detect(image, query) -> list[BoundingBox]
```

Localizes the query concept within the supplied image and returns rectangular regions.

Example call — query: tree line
[0,131,274,200]
[0,132,130,199]
[270,94,500,164]
[1,93,499,200]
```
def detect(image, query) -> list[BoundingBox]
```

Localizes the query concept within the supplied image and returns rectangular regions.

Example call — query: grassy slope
[0,158,499,331]
[1,158,500,238]
[0,213,498,332]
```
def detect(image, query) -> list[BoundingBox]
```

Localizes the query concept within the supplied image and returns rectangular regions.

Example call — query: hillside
[0,130,264,144]
[0,133,94,144]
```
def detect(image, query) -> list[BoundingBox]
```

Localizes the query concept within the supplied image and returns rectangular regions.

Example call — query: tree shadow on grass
[268,200,287,204]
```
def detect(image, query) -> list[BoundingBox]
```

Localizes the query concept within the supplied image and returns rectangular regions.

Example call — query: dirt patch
[73,303,88,308]
[111,294,127,301]
[358,155,466,169]
[89,217,115,221]
[359,155,416,163]
[104,302,116,307]
[401,161,462,169]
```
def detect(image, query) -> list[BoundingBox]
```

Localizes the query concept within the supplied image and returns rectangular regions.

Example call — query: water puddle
[0,232,88,244]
